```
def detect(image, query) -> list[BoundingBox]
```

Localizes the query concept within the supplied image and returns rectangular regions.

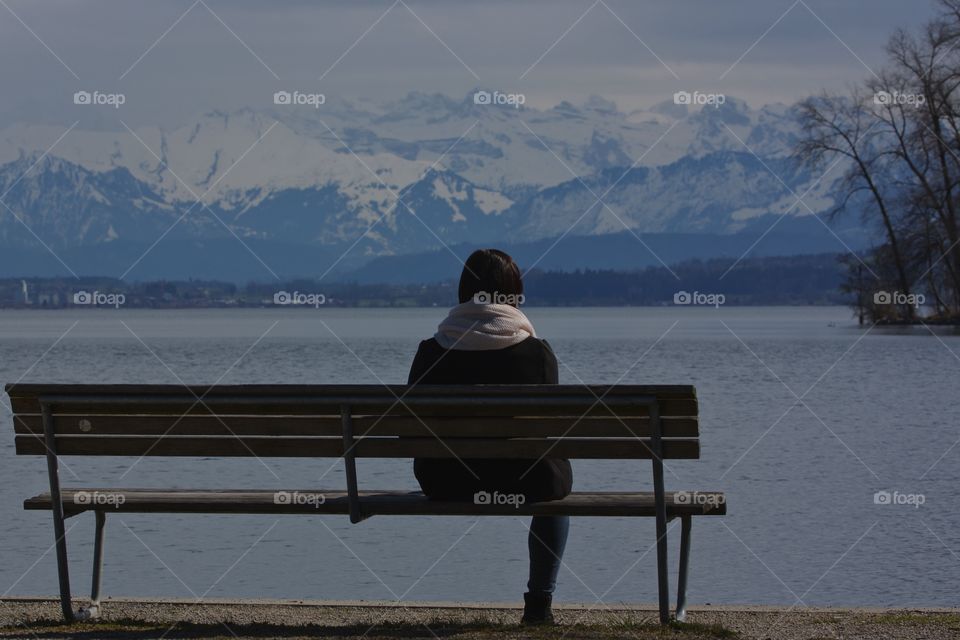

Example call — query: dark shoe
[521,591,554,625]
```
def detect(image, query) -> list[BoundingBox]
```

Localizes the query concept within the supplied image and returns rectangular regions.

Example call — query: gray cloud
[0,0,936,128]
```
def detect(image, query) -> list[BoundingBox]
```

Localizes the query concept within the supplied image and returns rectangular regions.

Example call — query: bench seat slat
[6,383,697,399]
[24,489,726,517]
[13,415,699,438]
[10,399,697,418]
[14,435,700,459]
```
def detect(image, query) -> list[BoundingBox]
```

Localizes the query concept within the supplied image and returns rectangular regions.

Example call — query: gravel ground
[1,598,958,639]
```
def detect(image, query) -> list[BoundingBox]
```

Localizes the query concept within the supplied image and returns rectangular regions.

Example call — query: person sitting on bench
[407,248,572,625]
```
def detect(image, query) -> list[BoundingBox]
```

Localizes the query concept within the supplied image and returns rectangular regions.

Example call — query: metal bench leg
[653,494,670,623]
[649,403,670,624]
[76,512,106,620]
[49,498,73,622]
[42,403,73,623]
[675,515,692,621]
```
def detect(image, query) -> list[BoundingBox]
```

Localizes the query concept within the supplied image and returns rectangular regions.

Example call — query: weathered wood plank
[7,384,698,418]
[13,414,699,438]
[10,398,698,418]
[23,488,726,517]
[5,383,697,398]
[15,435,699,459]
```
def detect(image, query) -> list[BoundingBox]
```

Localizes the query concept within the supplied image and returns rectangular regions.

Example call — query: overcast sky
[0,0,938,128]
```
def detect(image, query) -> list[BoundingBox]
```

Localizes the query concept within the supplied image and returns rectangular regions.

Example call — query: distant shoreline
[0,254,852,309]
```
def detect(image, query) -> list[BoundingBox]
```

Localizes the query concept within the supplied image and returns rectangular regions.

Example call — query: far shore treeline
[0,254,847,309]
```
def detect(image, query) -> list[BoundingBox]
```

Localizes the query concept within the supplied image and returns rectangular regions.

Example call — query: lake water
[1,307,958,607]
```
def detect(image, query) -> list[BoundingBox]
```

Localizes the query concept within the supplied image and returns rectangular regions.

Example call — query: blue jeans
[527,515,570,594]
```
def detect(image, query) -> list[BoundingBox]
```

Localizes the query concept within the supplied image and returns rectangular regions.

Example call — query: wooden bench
[8,383,726,624]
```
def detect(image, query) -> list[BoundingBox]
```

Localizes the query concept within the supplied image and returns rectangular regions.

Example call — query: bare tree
[796,0,960,322]
[796,89,915,319]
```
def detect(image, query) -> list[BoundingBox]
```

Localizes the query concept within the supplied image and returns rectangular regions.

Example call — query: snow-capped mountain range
[0,91,852,278]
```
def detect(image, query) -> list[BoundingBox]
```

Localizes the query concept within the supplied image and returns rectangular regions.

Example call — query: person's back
[406,248,571,625]
[410,334,554,384]
[409,331,572,501]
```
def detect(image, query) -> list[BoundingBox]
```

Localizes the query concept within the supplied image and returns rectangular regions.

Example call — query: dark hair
[458,249,524,305]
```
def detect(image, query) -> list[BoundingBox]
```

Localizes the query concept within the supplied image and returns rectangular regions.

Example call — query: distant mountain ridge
[0,91,863,279]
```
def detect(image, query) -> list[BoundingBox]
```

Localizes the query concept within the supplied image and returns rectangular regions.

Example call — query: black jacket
[408,336,573,501]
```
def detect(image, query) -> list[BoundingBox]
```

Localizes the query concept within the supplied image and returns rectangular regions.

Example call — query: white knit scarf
[434,301,537,351]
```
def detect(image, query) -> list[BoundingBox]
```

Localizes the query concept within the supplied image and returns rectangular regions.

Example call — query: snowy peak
[582,94,619,115]
[0,154,176,248]
[0,91,843,264]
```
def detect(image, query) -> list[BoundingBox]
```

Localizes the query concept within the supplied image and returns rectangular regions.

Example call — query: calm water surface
[1,307,957,606]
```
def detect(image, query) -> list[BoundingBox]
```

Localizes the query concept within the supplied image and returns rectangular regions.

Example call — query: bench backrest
[9,384,699,461]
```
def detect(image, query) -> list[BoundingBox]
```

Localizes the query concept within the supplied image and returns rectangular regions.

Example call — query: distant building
[37,292,61,306]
